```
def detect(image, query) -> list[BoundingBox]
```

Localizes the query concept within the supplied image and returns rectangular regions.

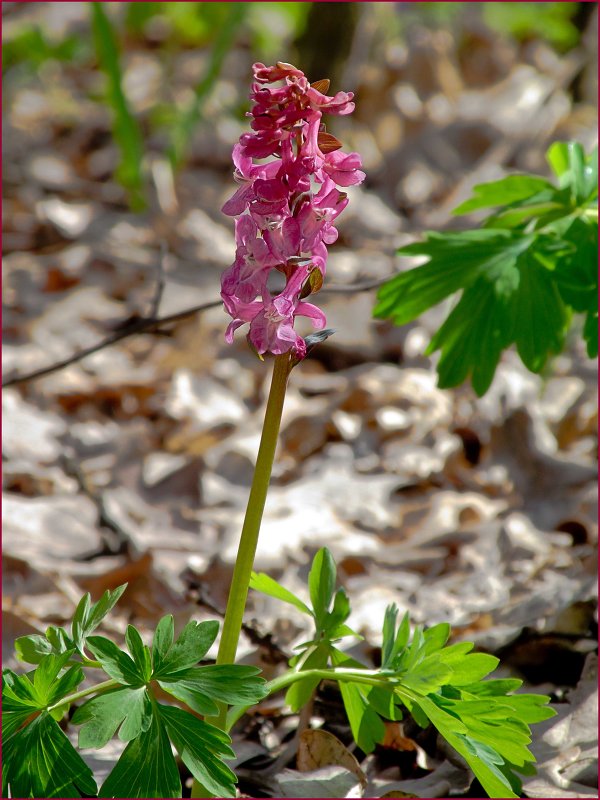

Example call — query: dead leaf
[277,765,364,798]
[298,729,367,790]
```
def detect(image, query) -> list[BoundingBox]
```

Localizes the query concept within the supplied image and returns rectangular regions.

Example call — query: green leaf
[440,652,500,685]
[403,691,517,799]
[547,141,597,204]
[158,664,267,717]
[373,141,597,396]
[73,686,152,748]
[584,308,598,358]
[250,571,312,616]
[325,588,351,630]
[100,711,181,799]
[553,217,597,312]
[513,253,568,371]
[547,141,571,181]
[152,619,219,676]
[160,703,237,797]
[308,547,337,626]
[3,711,97,798]
[151,614,175,675]
[325,589,360,640]
[401,655,453,694]
[426,277,514,395]
[91,2,145,209]
[374,229,533,326]
[33,651,74,700]
[454,175,555,215]
[15,626,72,665]
[381,605,410,670]
[125,625,152,682]
[71,584,127,655]
[3,660,96,798]
[330,648,387,753]
[86,635,144,686]
[421,622,451,655]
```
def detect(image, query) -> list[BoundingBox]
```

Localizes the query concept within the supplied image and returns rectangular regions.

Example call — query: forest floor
[3,4,598,797]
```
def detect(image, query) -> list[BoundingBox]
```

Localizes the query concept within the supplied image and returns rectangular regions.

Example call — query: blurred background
[2,3,598,796]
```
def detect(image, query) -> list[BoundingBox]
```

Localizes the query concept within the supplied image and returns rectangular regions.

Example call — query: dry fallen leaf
[298,729,367,791]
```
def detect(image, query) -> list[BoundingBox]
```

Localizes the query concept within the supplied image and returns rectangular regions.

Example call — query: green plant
[91,2,146,210]
[250,547,556,799]
[374,141,598,396]
[4,586,267,798]
[4,552,556,799]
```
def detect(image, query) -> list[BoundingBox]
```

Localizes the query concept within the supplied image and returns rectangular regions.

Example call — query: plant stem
[47,678,119,713]
[225,667,390,731]
[215,353,290,668]
[216,353,291,711]
[191,354,291,798]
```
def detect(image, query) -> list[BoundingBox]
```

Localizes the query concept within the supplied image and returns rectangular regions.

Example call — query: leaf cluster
[251,548,556,799]
[5,587,267,798]
[374,141,598,395]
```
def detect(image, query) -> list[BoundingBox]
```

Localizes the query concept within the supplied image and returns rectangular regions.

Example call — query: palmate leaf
[379,231,573,396]
[453,174,555,215]
[329,606,555,798]
[159,703,237,797]
[72,686,153,747]
[373,229,534,325]
[374,140,597,395]
[99,710,181,799]
[71,584,127,656]
[72,615,267,798]
[151,617,219,676]
[3,654,97,798]
[15,584,127,665]
[15,625,73,665]
[3,711,97,798]
[158,664,266,716]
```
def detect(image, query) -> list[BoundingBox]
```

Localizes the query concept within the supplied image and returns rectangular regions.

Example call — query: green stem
[226,667,390,731]
[191,354,291,798]
[47,678,119,713]
[215,354,291,711]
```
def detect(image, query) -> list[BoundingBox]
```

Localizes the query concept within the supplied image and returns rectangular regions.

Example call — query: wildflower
[221,61,364,358]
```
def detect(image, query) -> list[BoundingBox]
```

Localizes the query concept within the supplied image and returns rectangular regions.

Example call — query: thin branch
[2,275,392,388]
[148,242,168,318]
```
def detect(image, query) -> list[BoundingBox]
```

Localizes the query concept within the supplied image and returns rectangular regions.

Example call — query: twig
[149,242,168,318]
[2,275,393,388]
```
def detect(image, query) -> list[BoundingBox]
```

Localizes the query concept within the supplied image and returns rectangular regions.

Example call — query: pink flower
[221,62,364,359]
[248,265,326,358]
[322,151,366,187]
[221,216,277,304]
[222,144,279,216]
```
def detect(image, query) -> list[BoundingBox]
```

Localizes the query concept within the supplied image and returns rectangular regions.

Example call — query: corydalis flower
[221,61,365,358]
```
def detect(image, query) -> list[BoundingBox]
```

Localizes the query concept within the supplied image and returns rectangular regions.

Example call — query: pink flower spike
[220,62,363,357]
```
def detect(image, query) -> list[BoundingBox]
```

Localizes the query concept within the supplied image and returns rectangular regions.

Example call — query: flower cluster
[221,61,365,359]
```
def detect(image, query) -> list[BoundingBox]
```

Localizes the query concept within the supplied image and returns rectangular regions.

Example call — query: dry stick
[2,275,391,388]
